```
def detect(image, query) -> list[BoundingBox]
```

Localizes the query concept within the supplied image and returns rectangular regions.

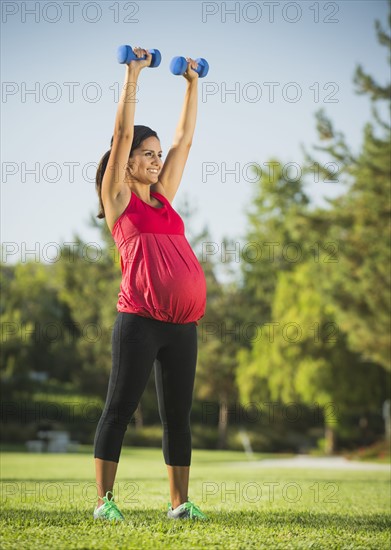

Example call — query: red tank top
[111,191,207,324]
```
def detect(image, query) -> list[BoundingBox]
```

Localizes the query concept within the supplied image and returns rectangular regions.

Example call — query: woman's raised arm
[154,59,199,203]
[102,50,152,203]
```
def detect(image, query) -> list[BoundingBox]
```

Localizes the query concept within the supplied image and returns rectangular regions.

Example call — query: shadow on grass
[1,507,390,533]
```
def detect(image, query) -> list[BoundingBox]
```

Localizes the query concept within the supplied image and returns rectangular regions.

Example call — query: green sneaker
[167,500,208,520]
[93,491,124,521]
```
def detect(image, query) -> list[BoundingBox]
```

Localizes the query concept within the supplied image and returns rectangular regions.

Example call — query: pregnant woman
[93,48,207,521]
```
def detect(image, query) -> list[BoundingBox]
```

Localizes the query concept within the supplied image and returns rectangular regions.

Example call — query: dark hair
[95,125,159,219]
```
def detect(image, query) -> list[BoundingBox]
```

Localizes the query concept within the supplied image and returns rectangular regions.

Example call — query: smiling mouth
[148,169,159,174]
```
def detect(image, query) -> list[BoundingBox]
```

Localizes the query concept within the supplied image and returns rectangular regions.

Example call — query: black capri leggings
[94,312,198,466]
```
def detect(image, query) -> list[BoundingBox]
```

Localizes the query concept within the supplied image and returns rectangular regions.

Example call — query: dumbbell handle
[117,45,161,68]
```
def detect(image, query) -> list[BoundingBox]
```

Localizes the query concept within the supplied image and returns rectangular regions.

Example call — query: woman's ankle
[96,491,113,508]
[171,498,188,510]
[96,497,105,508]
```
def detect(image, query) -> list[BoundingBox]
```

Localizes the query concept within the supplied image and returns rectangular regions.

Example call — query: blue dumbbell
[169,56,209,78]
[117,45,161,67]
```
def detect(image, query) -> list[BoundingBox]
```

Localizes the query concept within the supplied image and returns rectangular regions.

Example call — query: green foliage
[1,261,80,393]
[237,260,389,426]
[322,120,391,370]
[239,159,310,325]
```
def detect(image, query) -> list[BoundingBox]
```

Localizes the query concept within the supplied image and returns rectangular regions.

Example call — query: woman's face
[128,136,163,184]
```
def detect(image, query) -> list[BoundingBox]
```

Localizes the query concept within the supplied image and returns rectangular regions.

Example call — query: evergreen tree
[301,7,391,370]
[239,160,310,327]
[236,5,390,451]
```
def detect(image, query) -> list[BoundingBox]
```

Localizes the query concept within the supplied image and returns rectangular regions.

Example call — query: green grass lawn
[1,447,390,549]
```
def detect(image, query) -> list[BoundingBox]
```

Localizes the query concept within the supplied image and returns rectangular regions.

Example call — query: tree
[237,260,389,453]
[0,261,80,395]
[301,7,391,370]
[239,160,310,327]
[236,5,391,452]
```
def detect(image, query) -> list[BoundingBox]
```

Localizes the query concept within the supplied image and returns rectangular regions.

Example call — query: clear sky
[1,0,389,272]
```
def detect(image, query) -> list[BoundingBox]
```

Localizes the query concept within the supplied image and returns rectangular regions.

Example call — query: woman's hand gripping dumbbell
[117,44,162,68]
[169,56,209,78]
